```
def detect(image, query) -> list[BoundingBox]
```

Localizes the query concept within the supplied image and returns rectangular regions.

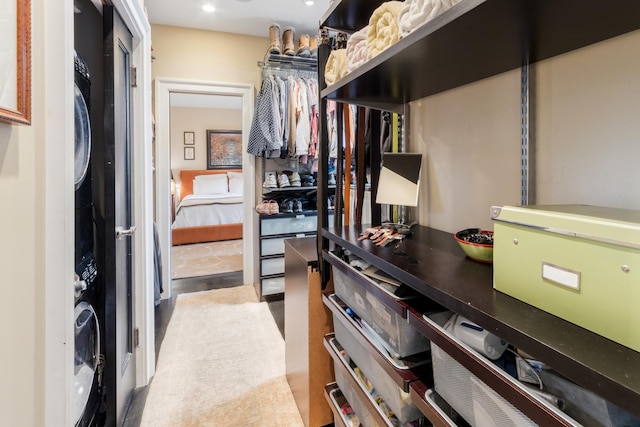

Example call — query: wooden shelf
[322,225,640,418]
[320,0,640,112]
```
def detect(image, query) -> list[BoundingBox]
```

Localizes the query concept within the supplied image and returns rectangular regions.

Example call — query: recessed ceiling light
[202,4,215,12]
[304,0,314,5]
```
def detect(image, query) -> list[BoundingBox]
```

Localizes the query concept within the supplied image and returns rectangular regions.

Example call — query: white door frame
[154,78,256,296]
[43,1,152,425]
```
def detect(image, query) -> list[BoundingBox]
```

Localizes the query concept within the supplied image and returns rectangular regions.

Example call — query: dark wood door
[103,5,136,425]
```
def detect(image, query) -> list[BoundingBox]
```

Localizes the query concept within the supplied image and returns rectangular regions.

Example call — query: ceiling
[145,0,330,38]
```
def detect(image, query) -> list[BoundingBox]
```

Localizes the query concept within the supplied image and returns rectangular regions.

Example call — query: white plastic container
[334,317,424,424]
[331,260,431,358]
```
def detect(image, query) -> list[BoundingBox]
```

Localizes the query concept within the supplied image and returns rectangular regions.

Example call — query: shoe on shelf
[328,195,335,210]
[289,171,301,187]
[278,173,291,188]
[282,27,296,56]
[263,172,278,189]
[296,34,311,58]
[281,198,294,213]
[268,200,280,215]
[255,201,270,214]
[301,174,315,187]
[328,173,337,186]
[268,23,282,55]
[294,199,303,213]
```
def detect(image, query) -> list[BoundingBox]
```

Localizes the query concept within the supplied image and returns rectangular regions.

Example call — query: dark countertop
[284,236,318,266]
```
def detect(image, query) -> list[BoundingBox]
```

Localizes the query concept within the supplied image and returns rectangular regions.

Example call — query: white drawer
[261,276,285,296]
[261,257,285,276]
[260,214,317,236]
[260,234,310,256]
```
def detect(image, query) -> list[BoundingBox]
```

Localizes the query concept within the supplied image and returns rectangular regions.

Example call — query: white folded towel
[398,0,461,37]
[324,48,348,86]
[367,1,404,59]
[346,26,370,73]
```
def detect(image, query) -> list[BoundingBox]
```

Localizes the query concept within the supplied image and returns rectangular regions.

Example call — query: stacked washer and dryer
[73,50,103,427]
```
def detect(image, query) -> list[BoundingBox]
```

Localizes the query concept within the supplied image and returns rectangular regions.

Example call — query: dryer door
[74,83,91,190]
[73,301,100,426]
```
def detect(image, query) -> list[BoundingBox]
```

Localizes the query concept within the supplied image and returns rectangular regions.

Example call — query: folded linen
[324,48,348,86]
[398,0,462,37]
[367,1,404,59]
[346,26,370,73]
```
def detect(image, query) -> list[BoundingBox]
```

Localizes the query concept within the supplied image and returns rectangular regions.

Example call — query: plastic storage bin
[332,261,431,358]
[334,317,424,424]
[431,342,536,426]
[334,363,383,427]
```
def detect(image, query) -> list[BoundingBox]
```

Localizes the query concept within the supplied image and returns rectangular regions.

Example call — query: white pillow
[227,171,243,194]
[193,174,228,195]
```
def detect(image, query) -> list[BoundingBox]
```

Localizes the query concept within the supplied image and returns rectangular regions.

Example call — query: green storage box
[491,205,640,352]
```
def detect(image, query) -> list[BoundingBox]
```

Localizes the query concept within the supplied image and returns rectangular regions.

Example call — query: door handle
[115,225,137,240]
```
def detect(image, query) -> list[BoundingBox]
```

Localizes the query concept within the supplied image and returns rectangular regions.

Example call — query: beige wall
[414,29,640,233]
[0,0,51,423]
[151,24,269,92]
[170,106,242,180]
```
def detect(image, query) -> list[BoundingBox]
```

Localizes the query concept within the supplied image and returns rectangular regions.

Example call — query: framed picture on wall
[0,0,31,125]
[184,131,195,145]
[184,146,195,160]
[206,130,242,169]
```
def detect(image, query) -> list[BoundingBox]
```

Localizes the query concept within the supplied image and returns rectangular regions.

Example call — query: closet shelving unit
[316,0,640,424]
[255,53,325,300]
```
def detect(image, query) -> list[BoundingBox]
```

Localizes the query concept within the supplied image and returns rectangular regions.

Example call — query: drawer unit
[260,214,318,236]
[261,276,285,296]
[260,257,285,276]
[431,342,536,426]
[256,211,320,300]
[334,315,424,424]
[325,334,395,427]
[326,252,431,358]
[324,383,351,427]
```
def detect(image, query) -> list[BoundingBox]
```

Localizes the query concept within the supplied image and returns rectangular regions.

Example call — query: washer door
[73,301,100,426]
[74,83,91,191]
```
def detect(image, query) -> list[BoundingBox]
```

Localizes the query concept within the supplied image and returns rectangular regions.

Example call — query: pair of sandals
[255,200,280,215]
[358,226,402,247]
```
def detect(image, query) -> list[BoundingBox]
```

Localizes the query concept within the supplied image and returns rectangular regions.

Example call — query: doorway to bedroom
[169,92,245,280]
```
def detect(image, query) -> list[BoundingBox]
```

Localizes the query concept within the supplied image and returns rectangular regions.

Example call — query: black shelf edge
[319,0,381,33]
[258,210,318,218]
[320,0,640,109]
[262,186,318,193]
[322,224,640,418]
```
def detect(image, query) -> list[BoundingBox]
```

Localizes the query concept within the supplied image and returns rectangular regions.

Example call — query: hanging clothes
[247,76,280,157]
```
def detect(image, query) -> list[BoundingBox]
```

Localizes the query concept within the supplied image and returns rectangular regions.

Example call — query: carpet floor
[171,240,243,279]
[140,285,303,427]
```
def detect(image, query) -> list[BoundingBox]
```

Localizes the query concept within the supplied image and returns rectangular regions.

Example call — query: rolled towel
[346,26,370,73]
[399,0,462,37]
[324,48,348,86]
[367,1,404,59]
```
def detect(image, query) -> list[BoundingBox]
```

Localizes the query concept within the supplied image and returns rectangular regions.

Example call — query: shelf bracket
[520,64,536,206]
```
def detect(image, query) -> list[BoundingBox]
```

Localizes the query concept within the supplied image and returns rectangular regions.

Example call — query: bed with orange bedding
[171,169,243,245]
